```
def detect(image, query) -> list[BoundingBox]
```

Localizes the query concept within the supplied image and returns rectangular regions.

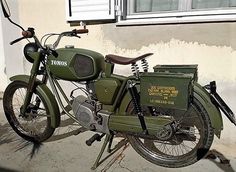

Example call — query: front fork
[20,54,47,116]
[20,74,37,116]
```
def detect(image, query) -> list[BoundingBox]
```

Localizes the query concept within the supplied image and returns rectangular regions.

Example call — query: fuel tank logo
[51,60,68,66]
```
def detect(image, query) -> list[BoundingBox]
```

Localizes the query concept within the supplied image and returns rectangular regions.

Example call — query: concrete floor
[0,98,236,172]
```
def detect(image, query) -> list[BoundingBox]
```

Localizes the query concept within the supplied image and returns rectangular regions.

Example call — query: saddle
[105,53,153,65]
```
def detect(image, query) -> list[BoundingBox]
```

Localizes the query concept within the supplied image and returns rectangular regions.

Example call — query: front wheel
[3,81,55,142]
[126,98,214,168]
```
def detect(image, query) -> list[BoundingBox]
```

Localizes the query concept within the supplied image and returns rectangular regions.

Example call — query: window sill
[117,14,236,26]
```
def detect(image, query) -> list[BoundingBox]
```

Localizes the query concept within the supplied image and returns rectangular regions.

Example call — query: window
[192,0,236,9]
[128,0,179,14]
[122,0,236,25]
[66,0,236,25]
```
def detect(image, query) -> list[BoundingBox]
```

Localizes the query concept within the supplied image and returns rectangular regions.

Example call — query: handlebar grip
[75,29,89,34]
[22,30,33,38]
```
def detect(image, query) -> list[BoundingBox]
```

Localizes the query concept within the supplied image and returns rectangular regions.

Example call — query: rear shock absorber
[131,63,140,78]
[127,80,148,135]
[141,59,149,72]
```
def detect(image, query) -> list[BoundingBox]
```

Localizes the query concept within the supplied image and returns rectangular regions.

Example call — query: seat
[105,53,153,65]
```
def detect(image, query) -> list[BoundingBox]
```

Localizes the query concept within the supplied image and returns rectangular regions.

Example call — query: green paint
[95,78,121,105]
[95,74,128,112]
[153,64,198,81]
[193,82,223,138]
[10,75,60,128]
[15,51,223,139]
[116,82,223,138]
[140,72,193,111]
[109,115,173,135]
[20,52,41,115]
[48,48,105,81]
[104,62,114,77]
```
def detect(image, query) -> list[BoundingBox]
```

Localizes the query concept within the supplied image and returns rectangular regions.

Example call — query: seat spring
[141,59,149,72]
[131,63,139,78]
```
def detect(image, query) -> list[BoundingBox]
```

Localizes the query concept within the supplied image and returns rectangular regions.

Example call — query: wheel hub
[19,104,38,120]
[156,124,175,141]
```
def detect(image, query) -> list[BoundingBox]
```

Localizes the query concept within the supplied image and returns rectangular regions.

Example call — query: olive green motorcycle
[1,0,236,169]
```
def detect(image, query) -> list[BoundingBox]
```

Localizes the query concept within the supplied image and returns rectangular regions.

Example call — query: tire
[126,98,214,168]
[3,81,55,142]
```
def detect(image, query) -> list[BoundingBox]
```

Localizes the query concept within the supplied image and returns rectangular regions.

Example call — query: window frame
[66,0,115,22]
[118,0,236,25]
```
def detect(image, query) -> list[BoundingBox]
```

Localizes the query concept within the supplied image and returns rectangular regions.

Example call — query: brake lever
[74,35,81,39]
[70,31,81,38]
[10,37,25,45]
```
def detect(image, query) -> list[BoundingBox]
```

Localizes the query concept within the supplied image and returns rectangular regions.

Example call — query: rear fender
[118,83,223,138]
[10,75,60,128]
[193,83,223,138]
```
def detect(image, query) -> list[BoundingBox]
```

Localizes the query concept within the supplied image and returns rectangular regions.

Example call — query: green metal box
[153,65,198,81]
[95,78,121,105]
[140,72,193,110]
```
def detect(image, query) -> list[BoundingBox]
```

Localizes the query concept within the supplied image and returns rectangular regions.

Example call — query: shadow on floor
[45,117,87,143]
[206,149,235,172]
[0,167,20,172]
[0,123,18,145]
[0,114,87,159]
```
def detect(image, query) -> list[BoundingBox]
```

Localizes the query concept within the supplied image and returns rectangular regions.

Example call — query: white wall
[1,0,24,85]
[0,13,8,91]
[0,0,24,92]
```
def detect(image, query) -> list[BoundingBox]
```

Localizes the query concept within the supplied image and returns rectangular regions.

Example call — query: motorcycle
[1,0,236,169]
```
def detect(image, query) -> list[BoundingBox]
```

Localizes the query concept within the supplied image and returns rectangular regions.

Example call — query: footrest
[86,133,105,146]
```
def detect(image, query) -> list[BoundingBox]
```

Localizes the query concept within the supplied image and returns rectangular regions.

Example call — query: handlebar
[10,27,35,45]
[51,29,89,49]
[22,30,33,38]
[74,29,89,34]
[10,27,89,57]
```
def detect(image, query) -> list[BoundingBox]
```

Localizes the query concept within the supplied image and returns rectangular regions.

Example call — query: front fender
[10,75,60,128]
[118,83,223,138]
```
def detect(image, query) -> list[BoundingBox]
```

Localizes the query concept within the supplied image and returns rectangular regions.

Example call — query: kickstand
[91,134,128,170]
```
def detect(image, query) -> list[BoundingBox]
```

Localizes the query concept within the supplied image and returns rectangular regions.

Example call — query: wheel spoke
[5,82,53,141]
[127,97,215,168]
[18,88,26,102]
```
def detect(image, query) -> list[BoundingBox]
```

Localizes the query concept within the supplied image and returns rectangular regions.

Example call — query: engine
[72,95,110,134]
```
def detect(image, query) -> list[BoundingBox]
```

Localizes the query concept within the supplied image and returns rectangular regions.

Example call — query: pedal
[86,133,105,146]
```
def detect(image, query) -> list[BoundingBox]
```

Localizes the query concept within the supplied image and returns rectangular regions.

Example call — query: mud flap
[204,81,236,126]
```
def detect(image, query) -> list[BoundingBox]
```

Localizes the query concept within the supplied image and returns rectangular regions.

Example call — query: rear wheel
[126,98,214,168]
[3,81,55,142]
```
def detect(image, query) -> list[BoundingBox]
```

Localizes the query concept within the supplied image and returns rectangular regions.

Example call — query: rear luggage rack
[204,81,236,126]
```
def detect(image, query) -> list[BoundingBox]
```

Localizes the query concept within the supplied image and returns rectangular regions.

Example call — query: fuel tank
[48,47,105,81]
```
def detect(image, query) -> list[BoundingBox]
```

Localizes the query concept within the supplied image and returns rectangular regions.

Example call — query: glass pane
[135,0,179,13]
[192,0,236,9]
[230,0,236,6]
